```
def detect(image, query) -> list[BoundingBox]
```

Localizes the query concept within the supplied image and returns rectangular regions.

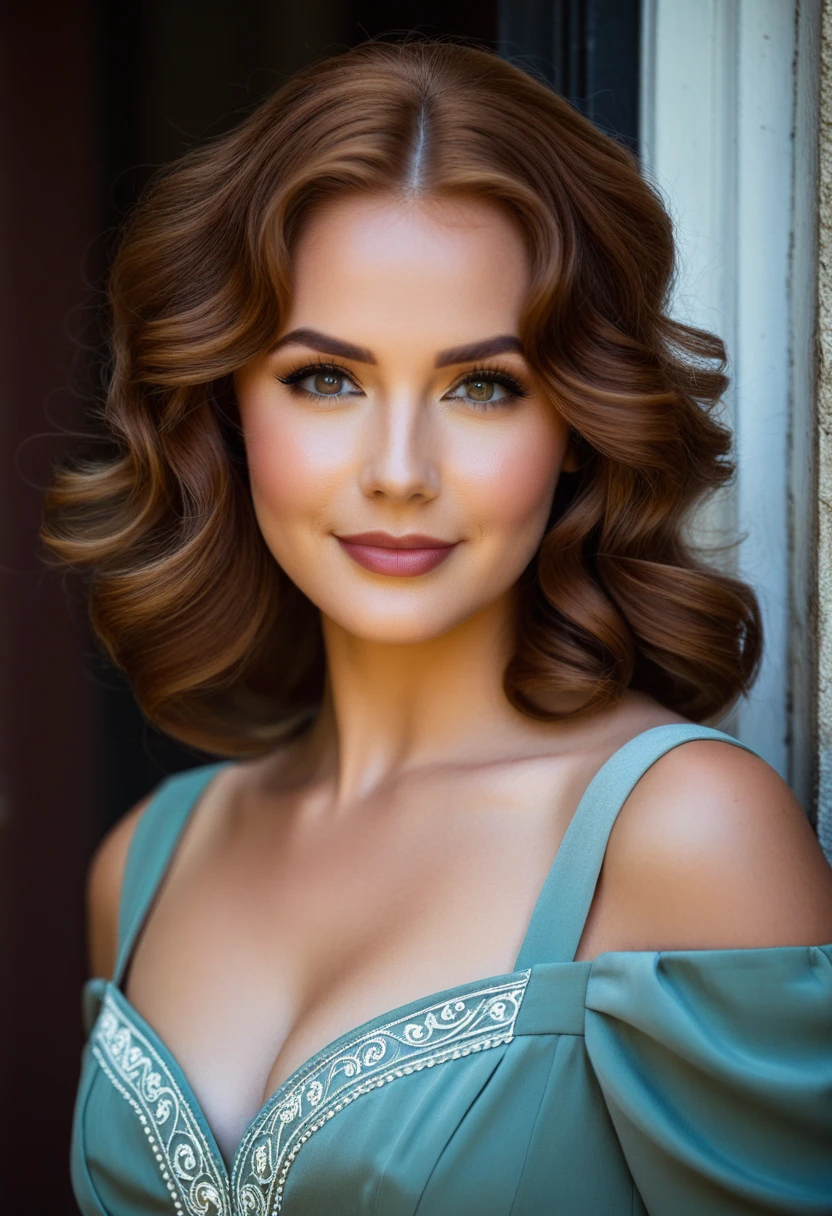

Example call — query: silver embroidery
[232,974,530,1214]
[89,974,529,1215]
[92,991,230,1216]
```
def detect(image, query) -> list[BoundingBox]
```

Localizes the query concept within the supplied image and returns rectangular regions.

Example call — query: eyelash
[275,360,530,408]
[276,359,365,399]
[452,364,530,408]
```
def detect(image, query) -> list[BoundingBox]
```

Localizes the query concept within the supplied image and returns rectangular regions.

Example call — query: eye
[276,362,364,401]
[442,368,529,410]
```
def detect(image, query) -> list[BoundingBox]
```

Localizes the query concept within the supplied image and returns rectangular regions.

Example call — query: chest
[78,966,632,1216]
[123,768,581,1164]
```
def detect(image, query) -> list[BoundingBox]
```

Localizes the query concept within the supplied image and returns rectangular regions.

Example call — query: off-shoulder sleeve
[584,944,832,1215]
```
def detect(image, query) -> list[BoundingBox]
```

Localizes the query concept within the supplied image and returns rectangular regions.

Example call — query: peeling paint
[817,2,832,858]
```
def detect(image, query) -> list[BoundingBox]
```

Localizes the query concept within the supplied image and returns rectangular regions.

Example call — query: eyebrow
[269,328,524,367]
[269,328,375,362]
[435,335,524,366]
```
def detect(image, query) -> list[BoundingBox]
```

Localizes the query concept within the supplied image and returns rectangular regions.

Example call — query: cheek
[241,404,347,521]
[456,420,565,533]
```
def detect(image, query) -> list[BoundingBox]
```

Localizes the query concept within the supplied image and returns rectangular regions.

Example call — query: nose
[359,397,440,504]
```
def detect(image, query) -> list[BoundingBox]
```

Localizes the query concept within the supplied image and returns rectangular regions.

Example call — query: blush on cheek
[470,432,564,530]
[243,414,343,518]
[246,438,309,515]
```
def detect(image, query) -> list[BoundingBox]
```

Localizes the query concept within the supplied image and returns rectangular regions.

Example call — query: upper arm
[86,796,152,980]
[579,739,832,957]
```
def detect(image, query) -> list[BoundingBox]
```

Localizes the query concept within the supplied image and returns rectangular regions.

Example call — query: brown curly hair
[40,37,762,757]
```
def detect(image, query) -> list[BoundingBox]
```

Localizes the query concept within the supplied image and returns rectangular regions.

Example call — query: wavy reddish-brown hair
[41,37,761,757]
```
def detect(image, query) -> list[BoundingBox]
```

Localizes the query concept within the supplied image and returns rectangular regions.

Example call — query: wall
[818,0,832,855]
[640,0,832,845]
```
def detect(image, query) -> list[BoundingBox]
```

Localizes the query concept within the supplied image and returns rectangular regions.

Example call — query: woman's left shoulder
[597,732,832,951]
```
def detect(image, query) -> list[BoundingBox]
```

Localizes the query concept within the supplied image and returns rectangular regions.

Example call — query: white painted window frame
[640,0,820,823]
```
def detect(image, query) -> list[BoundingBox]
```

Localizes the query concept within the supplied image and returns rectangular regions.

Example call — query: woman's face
[234,192,575,644]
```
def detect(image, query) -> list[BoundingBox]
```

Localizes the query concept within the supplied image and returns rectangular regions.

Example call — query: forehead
[285,193,531,343]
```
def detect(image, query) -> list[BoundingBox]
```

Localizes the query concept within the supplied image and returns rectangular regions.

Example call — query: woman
[46,38,832,1216]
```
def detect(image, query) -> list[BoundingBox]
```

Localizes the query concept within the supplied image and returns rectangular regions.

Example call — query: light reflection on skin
[233,192,581,803]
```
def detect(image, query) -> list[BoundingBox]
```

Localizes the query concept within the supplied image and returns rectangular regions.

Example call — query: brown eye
[443,372,521,410]
[277,364,363,400]
[467,378,495,402]
[313,371,345,395]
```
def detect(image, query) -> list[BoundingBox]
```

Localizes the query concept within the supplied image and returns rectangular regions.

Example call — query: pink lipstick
[336,531,457,576]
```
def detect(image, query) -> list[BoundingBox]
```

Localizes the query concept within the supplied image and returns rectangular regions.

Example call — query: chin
[321,600,481,646]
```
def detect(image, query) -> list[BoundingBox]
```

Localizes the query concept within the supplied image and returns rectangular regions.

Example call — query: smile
[336,532,458,576]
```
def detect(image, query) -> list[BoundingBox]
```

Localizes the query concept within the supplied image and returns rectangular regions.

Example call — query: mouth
[335,531,458,577]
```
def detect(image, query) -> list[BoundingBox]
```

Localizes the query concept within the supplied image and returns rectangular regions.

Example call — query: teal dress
[71,723,832,1215]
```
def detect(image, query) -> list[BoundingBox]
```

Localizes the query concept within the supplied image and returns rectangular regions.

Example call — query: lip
[336,531,458,576]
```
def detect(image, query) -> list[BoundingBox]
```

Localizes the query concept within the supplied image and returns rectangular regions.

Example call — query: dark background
[0,0,639,1206]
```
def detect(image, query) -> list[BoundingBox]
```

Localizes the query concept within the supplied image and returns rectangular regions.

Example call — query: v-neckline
[106,784,545,1185]
[96,963,532,1190]
[105,760,559,1182]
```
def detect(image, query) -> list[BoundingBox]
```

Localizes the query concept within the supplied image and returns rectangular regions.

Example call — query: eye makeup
[442,364,530,409]
[274,359,531,407]
[275,360,365,400]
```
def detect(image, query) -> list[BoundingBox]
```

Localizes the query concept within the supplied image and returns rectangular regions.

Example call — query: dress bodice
[71,723,832,1215]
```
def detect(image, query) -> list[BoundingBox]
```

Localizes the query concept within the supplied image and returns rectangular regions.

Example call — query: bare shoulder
[583,736,832,955]
[86,795,152,980]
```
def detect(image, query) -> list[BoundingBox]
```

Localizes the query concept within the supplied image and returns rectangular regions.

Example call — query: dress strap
[113,761,231,988]
[513,723,761,970]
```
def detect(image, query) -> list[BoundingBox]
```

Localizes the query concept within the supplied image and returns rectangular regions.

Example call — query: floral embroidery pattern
[232,974,530,1214]
[92,992,230,1216]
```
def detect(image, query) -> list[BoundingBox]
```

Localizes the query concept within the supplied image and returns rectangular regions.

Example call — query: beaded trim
[90,974,529,1215]
[232,973,530,1214]
[92,992,231,1216]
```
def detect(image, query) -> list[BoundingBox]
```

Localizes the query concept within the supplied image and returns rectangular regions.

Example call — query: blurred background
[1,0,827,1209]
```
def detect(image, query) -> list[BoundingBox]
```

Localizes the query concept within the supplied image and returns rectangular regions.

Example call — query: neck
[298,590,539,806]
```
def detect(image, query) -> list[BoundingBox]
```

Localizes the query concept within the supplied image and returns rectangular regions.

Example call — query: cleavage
[122,765,572,1166]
